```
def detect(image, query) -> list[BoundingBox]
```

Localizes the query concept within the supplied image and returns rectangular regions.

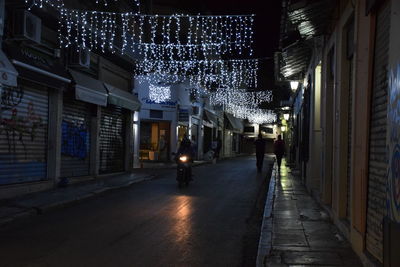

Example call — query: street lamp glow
[281,126,286,132]
[290,81,299,91]
[283,113,290,121]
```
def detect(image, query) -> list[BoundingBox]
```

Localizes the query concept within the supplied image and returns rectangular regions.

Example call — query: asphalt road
[0,156,272,267]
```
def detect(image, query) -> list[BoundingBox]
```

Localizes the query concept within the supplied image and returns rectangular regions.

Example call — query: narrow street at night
[0,157,272,267]
[2,0,400,266]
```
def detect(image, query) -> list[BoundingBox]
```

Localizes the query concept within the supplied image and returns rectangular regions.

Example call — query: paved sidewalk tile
[264,160,362,267]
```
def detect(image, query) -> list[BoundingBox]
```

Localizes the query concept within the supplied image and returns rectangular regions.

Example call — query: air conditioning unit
[13,10,41,43]
[69,47,90,68]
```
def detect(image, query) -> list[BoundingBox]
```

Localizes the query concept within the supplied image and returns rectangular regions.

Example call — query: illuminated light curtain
[57,11,254,57]
[135,59,258,89]
[149,84,171,103]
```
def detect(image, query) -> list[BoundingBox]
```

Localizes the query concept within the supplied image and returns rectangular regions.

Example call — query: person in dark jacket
[176,135,194,180]
[274,134,285,171]
[254,133,266,172]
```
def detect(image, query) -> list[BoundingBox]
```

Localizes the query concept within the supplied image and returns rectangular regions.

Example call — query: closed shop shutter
[99,105,126,174]
[366,2,390,262]
[60,94,92,178]
[0,83,48,185]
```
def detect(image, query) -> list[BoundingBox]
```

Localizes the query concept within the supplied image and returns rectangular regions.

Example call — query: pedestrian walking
[254,133,266,172]
[274,134,285,171]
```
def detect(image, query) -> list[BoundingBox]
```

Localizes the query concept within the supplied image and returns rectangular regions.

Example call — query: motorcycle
[175,153,192,187]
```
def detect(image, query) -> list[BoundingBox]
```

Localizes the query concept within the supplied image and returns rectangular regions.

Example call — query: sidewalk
[257,160,363,267]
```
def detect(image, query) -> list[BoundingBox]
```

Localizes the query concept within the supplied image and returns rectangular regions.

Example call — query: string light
[25,0,140,9]
[25,0,272,123]
[209,87,275,123]
[246,109,277,124]
[58,10,255,57]
[135,59,258,89]
[149,84,171,103]
[25,0,64,9]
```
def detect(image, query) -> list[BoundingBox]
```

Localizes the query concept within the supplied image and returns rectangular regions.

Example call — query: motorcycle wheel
[177,168,185,188]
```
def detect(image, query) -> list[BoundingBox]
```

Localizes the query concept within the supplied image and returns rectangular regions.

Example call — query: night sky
[200,0,286,107]
[200,0,282,59]
[153,0,283,94]
[188,0,285,105]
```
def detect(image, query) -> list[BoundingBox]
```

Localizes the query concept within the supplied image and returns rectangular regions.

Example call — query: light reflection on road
[171,195,193,245]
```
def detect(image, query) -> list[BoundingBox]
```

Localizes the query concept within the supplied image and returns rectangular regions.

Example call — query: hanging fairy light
[209,88,273,107]
[25,0,140,9]
[224,105,276,124]
[135,59,258,89]
[149,84,171,103]
[246,109,277,124]
[58,10,255,57]
[95,0,140,7]
[208,87,275,123]
[25,0,64,9]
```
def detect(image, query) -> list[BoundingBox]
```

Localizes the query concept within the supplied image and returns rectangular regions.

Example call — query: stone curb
[0,175,153,227]
[256,162,277,267]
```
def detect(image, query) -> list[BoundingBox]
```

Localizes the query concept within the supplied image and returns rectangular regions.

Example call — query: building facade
[0,1,140,199]
[276,0,400,265]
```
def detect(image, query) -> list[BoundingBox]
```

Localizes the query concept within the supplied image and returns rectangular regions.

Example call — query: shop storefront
[60,92,93,178]
[99,60,139,173]
[140,120,171,161]
[225,113,243,157]
[61,70,107,178]
[178,107,190,143]
[136,79,178,163]
[99,105,127,173]
[1,44,70,185]
[203,109,218,155]
[177,124,188,142]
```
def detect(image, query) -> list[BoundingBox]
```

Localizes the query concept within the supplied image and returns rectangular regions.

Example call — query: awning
[225,113,243,133]
[69,70,108,106]
[4,44,70,89]
[0,50,18,87]
[204,109,218,125]
[104,83,141,111]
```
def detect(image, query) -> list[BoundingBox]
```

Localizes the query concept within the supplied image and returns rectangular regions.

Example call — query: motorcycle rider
[176,135,194,180]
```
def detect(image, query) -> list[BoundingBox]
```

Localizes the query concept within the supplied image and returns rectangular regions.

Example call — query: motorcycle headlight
[179,155,188,162]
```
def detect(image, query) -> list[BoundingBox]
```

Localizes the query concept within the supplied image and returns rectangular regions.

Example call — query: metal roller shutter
[60,94,92,178]
[0,83,48,185]
[366,2,390,262]
[99,105,126,174]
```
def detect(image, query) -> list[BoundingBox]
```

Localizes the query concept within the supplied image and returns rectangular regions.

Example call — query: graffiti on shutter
[0,84,48,185]
[60,94,91,178]
[99,105,126,174]
[366,2,390,263]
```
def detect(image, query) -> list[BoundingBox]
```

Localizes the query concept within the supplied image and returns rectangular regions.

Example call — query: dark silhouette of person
[254,133,266,172]
[176,135,194,180]
[274,134,285,171]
